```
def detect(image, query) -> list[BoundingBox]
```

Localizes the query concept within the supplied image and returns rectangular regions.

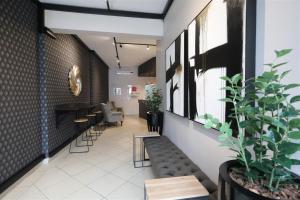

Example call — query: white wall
[156,0,233,184]
[109,67,156,115]
[156,0,300,184]
[256,0,300,175]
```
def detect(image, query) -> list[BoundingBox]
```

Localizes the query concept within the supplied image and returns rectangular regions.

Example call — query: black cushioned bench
[144,136,218,200]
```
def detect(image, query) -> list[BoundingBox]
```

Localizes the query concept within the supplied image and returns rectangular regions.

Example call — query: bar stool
[93,110,103,136]
[86,113,99,140]
[69,118,90,153]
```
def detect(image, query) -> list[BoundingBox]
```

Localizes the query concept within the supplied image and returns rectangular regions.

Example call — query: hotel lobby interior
[1,0,300,200]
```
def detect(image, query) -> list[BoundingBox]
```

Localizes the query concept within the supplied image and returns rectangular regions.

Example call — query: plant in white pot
[203,49,300,200]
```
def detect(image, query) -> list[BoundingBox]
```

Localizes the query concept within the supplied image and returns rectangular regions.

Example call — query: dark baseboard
[0,155,44,194]
[1,137,76,194]
[48,137,73,157]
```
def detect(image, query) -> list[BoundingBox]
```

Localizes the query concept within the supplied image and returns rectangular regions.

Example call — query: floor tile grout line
[33,184,51,200]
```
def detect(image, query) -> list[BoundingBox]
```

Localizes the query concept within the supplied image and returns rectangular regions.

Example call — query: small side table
[144,175,209,200]
[133,133,160,168]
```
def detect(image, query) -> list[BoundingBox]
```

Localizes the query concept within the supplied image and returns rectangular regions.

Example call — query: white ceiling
[78,34,156,68]
[39,0,169,14]
[40,0,160,68]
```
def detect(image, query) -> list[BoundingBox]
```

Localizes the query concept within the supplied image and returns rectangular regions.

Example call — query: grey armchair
[108,101,124,118]
[100,103,124,126]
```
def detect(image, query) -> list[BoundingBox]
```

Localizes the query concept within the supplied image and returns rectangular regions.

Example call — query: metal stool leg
[70,118,90,153]
[81,130,94,146]
[69,135,89,153]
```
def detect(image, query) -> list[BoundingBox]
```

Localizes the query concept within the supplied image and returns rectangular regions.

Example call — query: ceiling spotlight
[117,58,120,63]
[112,42,115,45]
[146,45,150,50]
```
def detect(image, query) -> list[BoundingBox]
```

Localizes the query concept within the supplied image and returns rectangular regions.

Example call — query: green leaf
[255,81,268,89]
[288,131,300,139]
[264,63,273,67]
[245,138,256,146]
[245,170,259,180]
[272,62,288,69]
[252,161,272,174]
[289,119,300,129]
[261,71,277,81]
[267,142,276,151]
[220,123,232,135]
[290,95,300,103]
[278,142,300,155]
[280,70,291,79]
[271,119,286,130]
[220,76,232,83]
[221,86,235,94]
[275,49,292,58]
[204,120,214,129]
[231,74,242,84]
[262,135,274,143]
[291,159,300,165]
[284,84,300,91]
[220,98,233,103]
[211,117,220,125]
[239,120,248,128]
[276,156,294,169]
[281,106,299,117]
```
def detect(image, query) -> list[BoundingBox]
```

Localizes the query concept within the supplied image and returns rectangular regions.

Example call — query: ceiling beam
[162,0,174,18]
[43,3,163,19]
[44,10,163,38]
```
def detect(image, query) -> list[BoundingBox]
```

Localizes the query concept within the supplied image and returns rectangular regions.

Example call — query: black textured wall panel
[39,34,91,154]
[138,57,156,77]
[0,0,42,184]
[90,52,109,105]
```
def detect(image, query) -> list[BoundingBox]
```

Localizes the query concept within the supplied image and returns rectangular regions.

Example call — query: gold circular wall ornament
[68,65,82,96]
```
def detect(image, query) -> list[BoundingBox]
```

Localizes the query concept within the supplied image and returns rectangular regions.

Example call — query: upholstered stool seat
[74,118,88,123]
[86,114,96,117]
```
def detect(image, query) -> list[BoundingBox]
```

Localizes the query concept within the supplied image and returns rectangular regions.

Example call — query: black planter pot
[219,160,276,200]
[146,112,163,135]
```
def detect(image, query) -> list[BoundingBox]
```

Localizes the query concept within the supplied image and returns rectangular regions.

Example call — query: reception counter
[138,100,148,119]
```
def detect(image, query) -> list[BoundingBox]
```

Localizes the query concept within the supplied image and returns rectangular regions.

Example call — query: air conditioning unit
[116,71,134,75]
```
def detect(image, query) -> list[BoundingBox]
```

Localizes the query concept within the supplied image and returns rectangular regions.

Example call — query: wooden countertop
[144,175,209,200]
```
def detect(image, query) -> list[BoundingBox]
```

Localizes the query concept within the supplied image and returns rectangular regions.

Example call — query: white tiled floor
[1,116,154,200]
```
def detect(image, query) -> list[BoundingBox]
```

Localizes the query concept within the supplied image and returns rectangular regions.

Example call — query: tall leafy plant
[203,49,300,191]
[145,86,162,114]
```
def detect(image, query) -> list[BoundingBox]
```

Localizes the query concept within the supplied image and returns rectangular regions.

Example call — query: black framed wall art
[165,31,188,117]
[188,0,256,124]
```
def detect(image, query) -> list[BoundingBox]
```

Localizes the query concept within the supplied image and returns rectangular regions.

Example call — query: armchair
[108,101,124,117]
[101,103,123,126]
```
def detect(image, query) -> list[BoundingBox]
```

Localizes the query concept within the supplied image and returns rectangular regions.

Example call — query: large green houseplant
[145,86,163,134]
[203,49,300,199]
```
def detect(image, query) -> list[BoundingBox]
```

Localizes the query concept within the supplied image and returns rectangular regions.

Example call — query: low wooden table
[133,132,160,168]
[144,176,209,200]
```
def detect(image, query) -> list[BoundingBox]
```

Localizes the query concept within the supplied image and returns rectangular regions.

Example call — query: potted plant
[145,86,163,135]
[203,49,300,200]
